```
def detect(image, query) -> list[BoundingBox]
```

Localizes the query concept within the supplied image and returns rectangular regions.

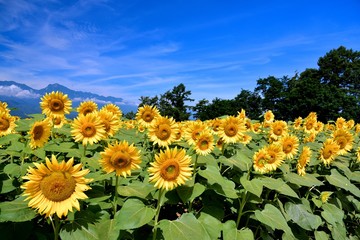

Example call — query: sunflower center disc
[82,124,96,137]
[0,118,10,131]
[111,151,131,168]
[50,99,64,112]
[156,124,171,140]
[225,125,237,137]
[160,160,180,181]
[284,143,293,153]
[33,125,44,140]
[40,171,76,202]
[143,111,154,122]
[199,140,209,150]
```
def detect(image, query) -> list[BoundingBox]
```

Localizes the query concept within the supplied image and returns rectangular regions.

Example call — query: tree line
[135,46,360,123]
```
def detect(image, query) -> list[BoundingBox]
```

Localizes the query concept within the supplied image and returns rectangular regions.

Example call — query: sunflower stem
[113,175,120,216]
[188,154,199,213]
[236,190,248,229]
[50,215,61,240]
[153,189,164,240]
[83,144,87,157]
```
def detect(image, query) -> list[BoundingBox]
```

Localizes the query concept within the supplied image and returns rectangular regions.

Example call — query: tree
[233,89,262,119]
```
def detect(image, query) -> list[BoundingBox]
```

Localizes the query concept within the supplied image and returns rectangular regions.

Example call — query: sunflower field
[0,92,360,240]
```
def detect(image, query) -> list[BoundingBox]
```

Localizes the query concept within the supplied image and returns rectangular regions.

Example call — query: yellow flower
[21,155,92,218]
[293,117,303,130]
[269,120,288,141]
[297,146,312,176]
[136,105,160,128]
[332,128,353,155]
[183,120,208,146]
[335,117,346,129]
[264,144,285,171]
[356,147,360,162]
[0,112,17,136]
[100,103,122,119]
[194,130,214,156]
[148,116,179,147]
[218,116,246,144]
[263,110,275,122]
[279,134,299,160]
[209,118,222,135]
[99,141,141,177]
[40,91,72,117]
[303,114,317,134]
[71,112,106,145]
[148,148,193,191]
[253,147,270,174]
[77,100,98,115]
[48,115,67,129]
[0,101,10,114]
[320,191,333,203]
[319,139,340,166]
[98,109,120,137]
[29,119,52,149]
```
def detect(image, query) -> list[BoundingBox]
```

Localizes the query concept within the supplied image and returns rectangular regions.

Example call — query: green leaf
[114,198,155,230]
[219,147,253,172]
[254,204,294,238]
[285,202,322,230]
[159,213,212,240]
[222,220,254,240]
[177,183,206,203]
[3,163,21,177]
[198,165,238,198]
[321,203,344,226]
[314,231,329,240]
[325,169,360,198]
[240,176,263,197]
[0,178,17,193]
[259,177,298,198]
[0,197,37,222]
[117,181,155,199]
[284,172,323,187]
[198,212,222,240]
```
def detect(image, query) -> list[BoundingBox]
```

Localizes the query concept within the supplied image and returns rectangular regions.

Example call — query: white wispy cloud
[0,85,40,98]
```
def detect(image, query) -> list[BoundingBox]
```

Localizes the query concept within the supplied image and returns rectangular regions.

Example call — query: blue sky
[0,0,359,106]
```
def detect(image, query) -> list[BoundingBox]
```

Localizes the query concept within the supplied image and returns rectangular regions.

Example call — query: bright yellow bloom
[100,103,122,119]
[0,112,17,136]
[99,141,141,177]
[40,91,72,117]
[293,117,303,130]
[269,120,288,141]
[320,191,333,203]
[209,118,222,135]
[218,116,246,144]
[29,119,52,149]
[148,116,179,147]
[21,155,92,218]
[332,128,354,155]
[183,120,208,146]
[319,139,340,166]
[356,147,360,162]
[136,105,160,128]
[263,110,275,123]
[264,144,286,171]
[297,146,312,176]
[48,115,67,129]
[0,101,10,114]
[279,134,299,160]
[148,148,193,191]
[194,130,214,156]
[77,100,98,116]
[98,109,120,137]
[71,112,106,145]
[253,147,270,174]
[335,117,347,129]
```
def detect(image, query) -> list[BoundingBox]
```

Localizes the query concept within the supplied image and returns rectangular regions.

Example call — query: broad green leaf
[198,165,238,198]
[158,213,211,240]
[0,197,37,222]
[94,212,121,240]
[222,220,254,240]
[325,169,360,198]
[219,147,253,172]
[259,177,298,198]
[115,198,155,229]
[0,178,17,193]
[329,222,346,240]
[285,202,322,230]
[254,204,294,238]
[0,134,20,145]
[284,172,323,187]
[3,163,22,178]
[177,183,206,203]
[6,141,25,152]
[314,231,329,240]
[117,181,155,199]
[240,176,263,197]
[44,142,77,153]
[321,203,344,226]
[198,212,222,240]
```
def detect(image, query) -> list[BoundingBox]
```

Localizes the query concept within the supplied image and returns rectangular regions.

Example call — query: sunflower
[216,137,225,151]
[356,147,360,162]
[264,144,285,171]
[297,146,312,176]
[71,112,106,145]
[40,91,72,117]
[303,116,317,134]
[346,119,355,130]
[263,110,275,123]
[48,115,66,129]
[355,124,360,134]
[148,148,193,191]
[77,100,98,116]
[252,122,262,134]
[99,141,141,177]
[253,147,270,174]
[29,119,52,149]
[21,155,92,218]
[0,112,17,136]
[148,116,179,147]
[332,128,354,155]
[98,109,120,137]
[101,103,122,119]
[320,191,333,203]
[335,117,346,129]
[218,116,246,144]
[303,132,316,143]
[136,105,160,128]
[278,134,299,160]
[0,101,10,114]
[293,117,303,130]
[183,120,208,146]
[269,120,288,141]
[237,109,246,120]
[319,139,340,166]
[194,130,214,156]
[239,134,252,145]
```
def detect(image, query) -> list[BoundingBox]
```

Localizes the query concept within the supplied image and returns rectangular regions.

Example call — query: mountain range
[0,81,137,118]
